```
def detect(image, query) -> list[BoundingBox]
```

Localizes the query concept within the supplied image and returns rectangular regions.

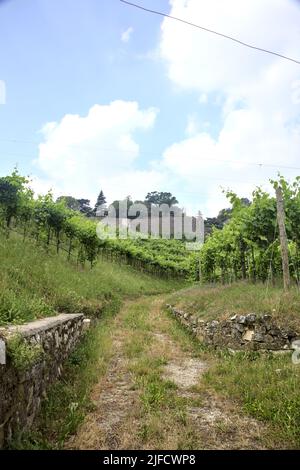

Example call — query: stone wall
[0,313,85,448]
[167,305,299,352]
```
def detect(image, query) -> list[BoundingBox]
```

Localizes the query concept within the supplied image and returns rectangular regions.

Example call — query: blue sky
[1,0,300,216]
[0,0,218,159]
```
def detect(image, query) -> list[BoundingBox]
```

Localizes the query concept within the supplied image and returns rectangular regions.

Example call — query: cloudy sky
[0,0,300,216]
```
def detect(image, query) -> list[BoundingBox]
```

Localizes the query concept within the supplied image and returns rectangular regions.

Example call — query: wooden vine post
[275,186,291,291]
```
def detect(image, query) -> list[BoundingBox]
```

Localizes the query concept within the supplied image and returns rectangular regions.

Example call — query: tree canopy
[93,189,107,216]
[145,191,179,207]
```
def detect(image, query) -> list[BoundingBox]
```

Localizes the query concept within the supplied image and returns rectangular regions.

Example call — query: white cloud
[101,169,167,203]
[160,0,300,96]
[29,175,56,198]
[158,0,300,216]
[121,26,134,43]
[199,93,207,104]
[162,107,300,216]
[31,1,300,218]
[35,100,160,203]
[185,114,211,138]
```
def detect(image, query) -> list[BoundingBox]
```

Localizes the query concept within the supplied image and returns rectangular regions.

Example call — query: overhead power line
[120,0,300,65]
[1,137,300,172]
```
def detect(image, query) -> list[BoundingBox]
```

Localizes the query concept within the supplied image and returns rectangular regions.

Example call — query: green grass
[166,282,300,327]
[1,232,184,449]
[10,298,120,449]
[0,233,183,325]
[203,351,300,447]
[6,229,300,449]
[121,299,203,450]
[167,281,300,448]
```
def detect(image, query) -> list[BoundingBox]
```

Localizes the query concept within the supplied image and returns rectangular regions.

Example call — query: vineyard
[1,171,300,449]
[201,177,300,285]
[0,171,197,280]
[0,171,300,286]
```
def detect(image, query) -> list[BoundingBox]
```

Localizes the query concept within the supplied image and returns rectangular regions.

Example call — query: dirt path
[65,296,270,450]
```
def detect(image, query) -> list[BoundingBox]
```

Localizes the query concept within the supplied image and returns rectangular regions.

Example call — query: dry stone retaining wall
[0,313,85,448]
[167,305,299,352]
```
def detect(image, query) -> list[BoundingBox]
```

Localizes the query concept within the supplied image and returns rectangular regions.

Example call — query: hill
[0,232,183,326]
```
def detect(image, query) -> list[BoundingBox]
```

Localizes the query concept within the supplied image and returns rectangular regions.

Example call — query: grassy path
[65,295,273,450]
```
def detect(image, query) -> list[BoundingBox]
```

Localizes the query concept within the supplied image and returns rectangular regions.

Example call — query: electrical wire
[120,0,300,65]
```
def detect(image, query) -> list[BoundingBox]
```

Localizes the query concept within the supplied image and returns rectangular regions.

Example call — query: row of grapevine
[200,177,300,284]
[0,171,196,278]
[103,238,197,279]
[3,170,296,284]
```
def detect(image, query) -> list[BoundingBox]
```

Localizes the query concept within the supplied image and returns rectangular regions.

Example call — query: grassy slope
[5,232,300,448]
[0,233,184,449]
[203,350,300,447]
[166,282,300,328]
[166,282,300,447]
[0,233,183,326]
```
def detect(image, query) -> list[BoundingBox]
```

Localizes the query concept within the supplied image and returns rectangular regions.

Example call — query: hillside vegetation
[0,233,182,326]
[2,171,300,449]
[165,282,300,447]
[17,285,300,450]
[200,177,300,284]
[167,282,300,328]
[0,171,196,281]
[2,171,300,288]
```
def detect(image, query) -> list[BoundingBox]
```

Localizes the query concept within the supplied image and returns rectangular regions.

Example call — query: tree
[205,208,232,235]
[145,191,178,207]
[241,198,251,207]
[77,199,93,217]
[93,190,107,216]
[56,196,95,217]
[56,196,81,211]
